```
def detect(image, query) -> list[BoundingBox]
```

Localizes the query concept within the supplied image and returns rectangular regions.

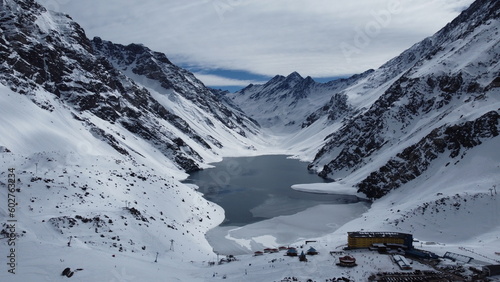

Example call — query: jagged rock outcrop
[0,0,259,172]
[304,0,500,197]
[357,111,499,198]
[301,93,352,128]
[92,38,258,136]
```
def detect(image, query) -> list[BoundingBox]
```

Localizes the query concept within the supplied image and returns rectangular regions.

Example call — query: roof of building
[348,231,412,238]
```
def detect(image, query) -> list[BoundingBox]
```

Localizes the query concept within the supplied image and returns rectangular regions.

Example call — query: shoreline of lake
[183,155,365,226]
[182,155,371,255]
[205,202,371,255]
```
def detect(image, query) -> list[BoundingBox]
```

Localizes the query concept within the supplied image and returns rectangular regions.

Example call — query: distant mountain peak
[226,70,370,130]
[286,71,303,80]
[265,74,286,85]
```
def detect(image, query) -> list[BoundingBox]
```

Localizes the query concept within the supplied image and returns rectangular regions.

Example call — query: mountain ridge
[0,0,262,173]
[225,70,374,131]
[283,0,499,198]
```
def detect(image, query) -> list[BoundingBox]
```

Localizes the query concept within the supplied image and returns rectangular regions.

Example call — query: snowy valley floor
[8,232,498,282]
[205,203,371,256]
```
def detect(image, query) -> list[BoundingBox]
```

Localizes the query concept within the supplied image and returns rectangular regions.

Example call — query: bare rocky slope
[0,0,260,173]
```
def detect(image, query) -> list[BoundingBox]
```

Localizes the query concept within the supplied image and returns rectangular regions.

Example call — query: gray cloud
[39,0,474,82]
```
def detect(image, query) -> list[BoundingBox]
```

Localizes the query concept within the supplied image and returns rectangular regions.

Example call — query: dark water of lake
[183,155,363,226]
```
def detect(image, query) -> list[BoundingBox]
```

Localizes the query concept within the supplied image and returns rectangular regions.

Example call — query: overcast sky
[39,0,474,90]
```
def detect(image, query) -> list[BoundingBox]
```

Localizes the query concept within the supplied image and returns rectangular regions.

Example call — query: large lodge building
[347,232,414,249]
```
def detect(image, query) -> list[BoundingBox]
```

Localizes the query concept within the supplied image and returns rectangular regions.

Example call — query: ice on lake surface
[184,155,371,254]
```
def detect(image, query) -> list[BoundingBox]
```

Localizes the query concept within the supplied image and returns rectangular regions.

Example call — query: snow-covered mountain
[225,70,373,132]
[0,0,261,173]
[304,0,500,199]
[91,37,259,139]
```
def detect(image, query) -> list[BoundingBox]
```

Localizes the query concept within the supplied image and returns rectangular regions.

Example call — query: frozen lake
[184,155,371,255]
[184,155,362,226]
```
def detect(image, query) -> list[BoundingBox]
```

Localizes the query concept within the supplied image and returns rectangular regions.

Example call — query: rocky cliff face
[92,38,258,137]
[0,0,259,172]
[306,0,500,197]
[357,111,499,198]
